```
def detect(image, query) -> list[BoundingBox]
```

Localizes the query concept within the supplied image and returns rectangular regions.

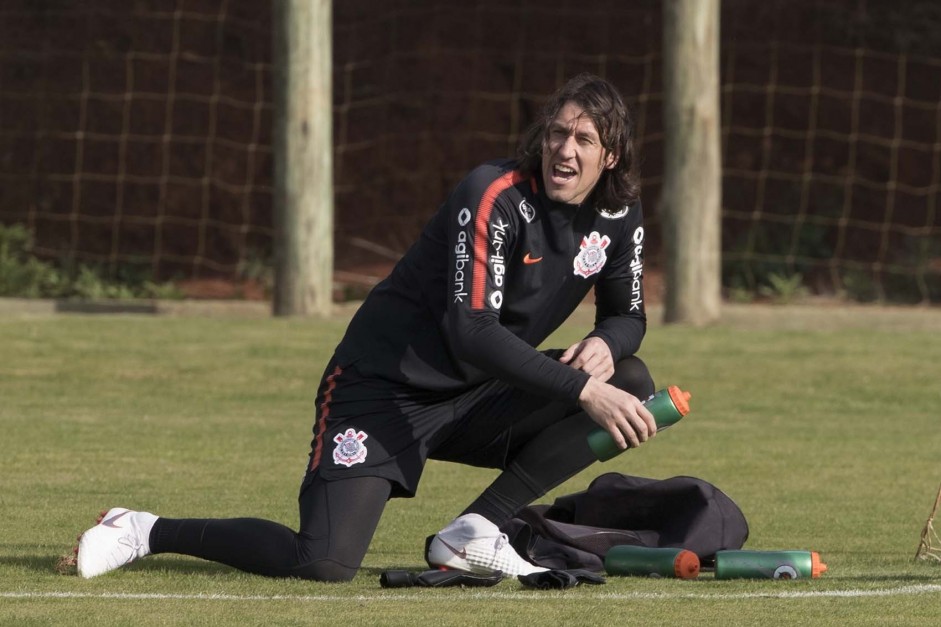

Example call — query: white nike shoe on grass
[77,507,158,578]
[426,513,548,577]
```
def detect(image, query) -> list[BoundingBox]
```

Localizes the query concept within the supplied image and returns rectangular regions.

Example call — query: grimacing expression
[541,101,617,206]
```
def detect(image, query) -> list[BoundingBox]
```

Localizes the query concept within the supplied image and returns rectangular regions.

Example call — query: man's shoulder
[594,199,643,223]
[586,200,645,257]
[464,159,521,185]
[458,160,532,213]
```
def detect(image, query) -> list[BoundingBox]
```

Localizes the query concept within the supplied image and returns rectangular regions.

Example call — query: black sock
[461,411,597,524]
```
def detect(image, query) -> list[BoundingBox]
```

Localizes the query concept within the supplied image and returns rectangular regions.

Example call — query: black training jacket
[335,159,647,403]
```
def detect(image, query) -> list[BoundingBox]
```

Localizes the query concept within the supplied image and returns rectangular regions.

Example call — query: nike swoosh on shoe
[436,537,467,559]
[102,510,132,528]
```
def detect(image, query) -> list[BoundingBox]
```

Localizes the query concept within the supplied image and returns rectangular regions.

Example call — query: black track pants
[150,473,391,582]
[149,356,653,581]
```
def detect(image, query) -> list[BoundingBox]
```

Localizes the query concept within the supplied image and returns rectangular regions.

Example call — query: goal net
[1,1,939,302]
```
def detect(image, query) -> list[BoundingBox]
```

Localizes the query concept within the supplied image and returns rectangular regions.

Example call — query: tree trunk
[661,0,722,325]
[272,0,333,317]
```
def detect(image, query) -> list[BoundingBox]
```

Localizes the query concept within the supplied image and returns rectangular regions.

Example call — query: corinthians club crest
[333,428,368,467]
[573,231,611,278]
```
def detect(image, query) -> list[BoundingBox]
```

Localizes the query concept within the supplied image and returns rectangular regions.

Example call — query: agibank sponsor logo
[488,218,509,309]
[629,226,644,311]
[452,207,472,303]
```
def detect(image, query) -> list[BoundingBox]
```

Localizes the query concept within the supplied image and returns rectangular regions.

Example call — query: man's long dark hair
[517,74,640,214]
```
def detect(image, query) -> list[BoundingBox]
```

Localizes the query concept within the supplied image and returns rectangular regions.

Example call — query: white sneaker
[426,513,547,577]
[77,507,158,578]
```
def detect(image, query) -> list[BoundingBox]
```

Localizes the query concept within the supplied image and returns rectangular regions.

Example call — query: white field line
[2,584,941,602]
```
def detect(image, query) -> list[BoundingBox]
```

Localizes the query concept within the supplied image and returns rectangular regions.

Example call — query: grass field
[1,301,940,625]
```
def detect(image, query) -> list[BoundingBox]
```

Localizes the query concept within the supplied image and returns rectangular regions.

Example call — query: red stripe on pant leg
[309,365,343,472]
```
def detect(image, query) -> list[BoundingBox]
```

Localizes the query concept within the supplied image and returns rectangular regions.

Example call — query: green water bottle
[587,386,692,461]
[604,545,700,579]
[714,550,828,580]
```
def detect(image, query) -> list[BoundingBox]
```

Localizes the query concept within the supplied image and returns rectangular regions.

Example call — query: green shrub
[758,272,809,304]
[0,223,183,300]
[0,224,66,298]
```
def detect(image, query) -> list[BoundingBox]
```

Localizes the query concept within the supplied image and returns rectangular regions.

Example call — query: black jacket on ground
[501,473,750,572]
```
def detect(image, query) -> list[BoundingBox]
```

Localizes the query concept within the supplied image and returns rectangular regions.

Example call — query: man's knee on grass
[294,558,359,582]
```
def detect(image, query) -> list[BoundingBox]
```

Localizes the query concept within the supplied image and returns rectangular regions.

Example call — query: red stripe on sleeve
[471,170,527,310]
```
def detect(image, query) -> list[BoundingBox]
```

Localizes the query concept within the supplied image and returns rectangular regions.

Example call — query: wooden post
[272,0,333,317]
[661,0,722,325]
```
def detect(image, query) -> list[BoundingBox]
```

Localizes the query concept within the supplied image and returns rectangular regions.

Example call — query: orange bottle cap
[667,386,692,416]
[811,551,827,578]
[673,549,700,579]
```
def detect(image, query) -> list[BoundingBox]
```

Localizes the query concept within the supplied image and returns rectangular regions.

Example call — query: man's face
[541,101,616,206]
